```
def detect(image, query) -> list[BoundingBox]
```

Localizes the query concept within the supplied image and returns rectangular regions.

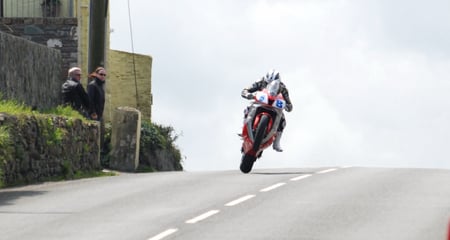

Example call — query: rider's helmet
[263,69,280,83]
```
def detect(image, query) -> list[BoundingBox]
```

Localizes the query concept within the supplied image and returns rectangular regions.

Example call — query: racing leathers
[241,78,293,152]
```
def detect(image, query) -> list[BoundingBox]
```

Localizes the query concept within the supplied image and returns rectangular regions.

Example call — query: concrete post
[110,107,141,172]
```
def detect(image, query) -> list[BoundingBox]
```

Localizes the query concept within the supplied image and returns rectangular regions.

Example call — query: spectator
[61,67,91,118]
[87,67,106,121]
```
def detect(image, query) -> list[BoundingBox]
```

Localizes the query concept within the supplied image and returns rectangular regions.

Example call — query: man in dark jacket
[61,67,91,117]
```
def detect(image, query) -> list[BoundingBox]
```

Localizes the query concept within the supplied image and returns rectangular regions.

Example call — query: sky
[109,0,450,171]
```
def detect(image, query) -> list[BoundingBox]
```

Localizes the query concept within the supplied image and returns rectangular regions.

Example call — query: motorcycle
[240,79,287,173]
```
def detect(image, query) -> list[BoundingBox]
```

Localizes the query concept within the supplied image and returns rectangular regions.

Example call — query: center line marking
[317,168,337,174]
[185,210,220,224]
[260,182,286,192]
[147,228,178,240]
[290,174,312,181]
[225,194,255,206]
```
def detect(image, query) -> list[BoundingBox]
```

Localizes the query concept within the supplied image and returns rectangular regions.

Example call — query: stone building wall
[106,50,153,121]
[0,17,78,80]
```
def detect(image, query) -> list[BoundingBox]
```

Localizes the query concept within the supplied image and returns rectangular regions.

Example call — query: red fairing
[447,219,450,240]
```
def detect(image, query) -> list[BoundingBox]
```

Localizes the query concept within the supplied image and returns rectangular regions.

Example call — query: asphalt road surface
[0,167,449,240]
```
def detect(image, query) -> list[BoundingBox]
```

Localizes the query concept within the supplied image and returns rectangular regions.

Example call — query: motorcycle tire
[240,154,256,173]
[253,114,269,152]
[240,115,269,174]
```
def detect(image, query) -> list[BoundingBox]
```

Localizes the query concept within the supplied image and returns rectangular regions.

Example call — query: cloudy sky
[109,0,450,171]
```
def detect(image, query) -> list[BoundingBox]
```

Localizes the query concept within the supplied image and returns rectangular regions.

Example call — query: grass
[0,98,32,115]
[0,93,86,120]
[43,105,86,119]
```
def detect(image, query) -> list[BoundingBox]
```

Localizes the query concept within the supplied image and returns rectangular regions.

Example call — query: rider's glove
[285,103,293,112]
[246,93,254,100]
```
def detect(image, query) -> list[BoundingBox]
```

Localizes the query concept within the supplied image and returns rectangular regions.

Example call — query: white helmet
[263,69,280,83]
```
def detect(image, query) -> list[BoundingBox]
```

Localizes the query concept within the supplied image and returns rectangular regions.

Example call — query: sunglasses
[99,73,107,76]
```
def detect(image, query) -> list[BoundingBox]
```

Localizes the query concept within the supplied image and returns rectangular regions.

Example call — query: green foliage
[101,120,184,171]
[136,165,156,173]
[140,121,181,150]
[53,160,116,182]
[0,96,32,115]
[0,95,115,188]
[100,123,112,168]
[73,170,116,179]
[0,171,3,188]
[0,93,86,121]
[36,117,63,146]
[54,128,65,144]
[139,120,183,171]
[0,125,12,188]
[61,160,73,178]
[0,125,11,147]
[83,143,91,152]
[140,121,167,150]
[0,93,184,186]
[0,97,85,148]
[45,105,85,120]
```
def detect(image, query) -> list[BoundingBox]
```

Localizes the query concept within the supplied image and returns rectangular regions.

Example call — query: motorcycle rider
[241,69,293,152]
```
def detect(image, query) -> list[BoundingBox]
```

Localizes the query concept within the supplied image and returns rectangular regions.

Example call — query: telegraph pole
[88,0,108,74]
[0,0,4,17]
[87,0,109,154]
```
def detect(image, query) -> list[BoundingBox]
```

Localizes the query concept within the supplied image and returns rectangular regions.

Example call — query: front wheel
[240,154,256,173]
[253,114,269,152]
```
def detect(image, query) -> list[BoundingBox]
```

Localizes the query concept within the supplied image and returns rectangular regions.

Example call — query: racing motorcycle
[240,79,287,173]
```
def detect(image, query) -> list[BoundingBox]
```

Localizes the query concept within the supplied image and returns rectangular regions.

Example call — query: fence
[0,0,74,18]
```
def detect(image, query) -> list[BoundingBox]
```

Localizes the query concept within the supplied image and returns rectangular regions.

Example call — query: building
[0,0,152,121]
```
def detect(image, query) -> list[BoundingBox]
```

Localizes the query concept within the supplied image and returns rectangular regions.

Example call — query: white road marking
[147,228,178,240]
[290,174,312,181]
[148,168,344,239]
[260,182,286,192]
[185,210,220,224]
[225,194,256,206]
[317,168,337,174]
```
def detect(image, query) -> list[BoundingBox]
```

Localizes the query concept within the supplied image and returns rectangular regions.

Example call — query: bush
[100,120,183,171]
[139,120,183,171]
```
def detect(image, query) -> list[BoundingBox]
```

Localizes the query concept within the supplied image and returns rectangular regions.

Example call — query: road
[0,167,449,240]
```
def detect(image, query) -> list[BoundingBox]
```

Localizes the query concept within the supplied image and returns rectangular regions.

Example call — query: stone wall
[0,113,101,187]
[0,17,78,80]
[0,30,62,110]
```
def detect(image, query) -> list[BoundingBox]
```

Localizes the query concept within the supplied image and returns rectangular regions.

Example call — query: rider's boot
[238,108,249,138]
[273,131,284,152]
